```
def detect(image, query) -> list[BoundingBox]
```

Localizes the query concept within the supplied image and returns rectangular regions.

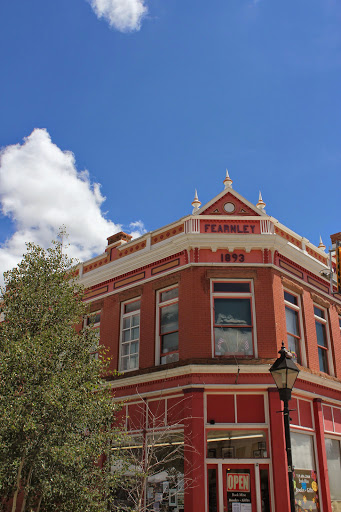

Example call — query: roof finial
[256,191,266,212]
[318,236,326,251]
[191,189,201,214]
[223,169,233,189]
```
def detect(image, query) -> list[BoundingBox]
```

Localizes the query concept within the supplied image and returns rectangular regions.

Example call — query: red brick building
[79,172,341,512]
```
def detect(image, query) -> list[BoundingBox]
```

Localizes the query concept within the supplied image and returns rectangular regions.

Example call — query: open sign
[227,473,250,492]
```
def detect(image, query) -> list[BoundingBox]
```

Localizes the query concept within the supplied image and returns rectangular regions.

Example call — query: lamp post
[269,342,300,512]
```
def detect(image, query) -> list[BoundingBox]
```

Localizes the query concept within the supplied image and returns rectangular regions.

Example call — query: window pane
[215,327,253,356]
[291,433,319,512]
[121,343,130,356]
[318,347,328,373]
[285,307,299,336]
[291,432,315,470]
[214,282,250,293]
[161,332,179,353]
[125,300,141,313]
[314,306,324,318]
[131,327,139,340]
[160,303,179,334]
[207,430,267,459]
[129,355,138,370]
[123,317,131,329]
[132,314,140,327]
[160,287,178,302]
[315,321,327,347]
[287,334,301,364]
[130,342,139,355]
[121,357,129,371]
[325,438,341,501]
[208,469,218,512]
[214,298,251,326]
[284,292,297,305]
[86,312,101,325]
[123,329,131,342]
[161,352,179,364]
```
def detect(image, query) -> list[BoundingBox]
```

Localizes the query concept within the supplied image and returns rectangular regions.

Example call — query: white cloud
[0,128,146,281]
[88,0,147,32]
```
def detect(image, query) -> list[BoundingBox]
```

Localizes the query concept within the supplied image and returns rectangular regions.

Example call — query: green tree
[0,238,125,512]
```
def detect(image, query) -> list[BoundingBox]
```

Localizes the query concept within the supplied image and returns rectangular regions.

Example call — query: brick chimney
[107,232,132,247]
[106,232,132,262]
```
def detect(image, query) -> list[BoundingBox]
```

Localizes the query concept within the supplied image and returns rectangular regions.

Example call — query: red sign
[227,473,250,492]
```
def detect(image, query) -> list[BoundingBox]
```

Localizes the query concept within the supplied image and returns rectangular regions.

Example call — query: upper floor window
[284,291,302,364]
[212,281,255,357]
[84,310,101,359]
[120,299,140,372]
[157,286,179,365]
[84,310,101,327]
[314,306,330,374]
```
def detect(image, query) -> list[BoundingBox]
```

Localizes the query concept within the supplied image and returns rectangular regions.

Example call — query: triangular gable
[197,188,264,216]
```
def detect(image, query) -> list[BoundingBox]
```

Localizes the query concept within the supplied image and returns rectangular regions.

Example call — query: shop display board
[293,469,319,511]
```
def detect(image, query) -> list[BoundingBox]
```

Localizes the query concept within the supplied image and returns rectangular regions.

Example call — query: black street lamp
[269,342,300,512]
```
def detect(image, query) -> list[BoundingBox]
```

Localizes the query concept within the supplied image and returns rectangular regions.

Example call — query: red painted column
[183,387,206,512]
[313,398,332,512]
[268,388,291,511]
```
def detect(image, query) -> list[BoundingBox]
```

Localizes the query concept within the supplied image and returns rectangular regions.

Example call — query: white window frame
[210,279,258,359]
[155,285,179,366]
[119,297,141,372]
[313,304,334,376]
[283,290,307,367]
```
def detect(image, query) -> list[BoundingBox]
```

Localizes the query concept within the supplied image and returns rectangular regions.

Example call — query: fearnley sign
[201,220,259,234]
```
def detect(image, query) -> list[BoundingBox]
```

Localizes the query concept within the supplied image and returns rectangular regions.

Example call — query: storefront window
[207,430,267,459]
[291,432,319,511]
[325,437,341,510]
[111,432,184,511]
[146,432,184,511]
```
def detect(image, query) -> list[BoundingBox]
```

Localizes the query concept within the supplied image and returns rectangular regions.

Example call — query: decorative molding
[307,276,329,294]
[281,277,304,295]
[311,293,330,309]
[260,219,274,235]
[151,258,180,275]
[151,224,184,245]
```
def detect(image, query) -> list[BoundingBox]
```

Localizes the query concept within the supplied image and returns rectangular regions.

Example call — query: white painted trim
[255,463,261,512]
[155,284,179,366]
[118,296,141,373]
[107,364,341,394]
[206,423,268,429]
[314,304,335,377]
[217,463,224,512]
[283,288,307,368]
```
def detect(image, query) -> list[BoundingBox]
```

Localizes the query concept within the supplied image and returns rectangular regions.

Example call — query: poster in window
[226,471,252,512]
[293,469,319,511]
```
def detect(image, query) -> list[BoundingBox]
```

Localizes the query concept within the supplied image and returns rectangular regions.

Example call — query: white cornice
[107,363,341,395]
[78,229,330,290]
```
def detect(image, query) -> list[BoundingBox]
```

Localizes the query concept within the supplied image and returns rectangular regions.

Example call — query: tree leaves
[0,236,125,512]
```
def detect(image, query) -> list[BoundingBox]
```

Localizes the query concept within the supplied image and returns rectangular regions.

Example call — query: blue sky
[0,0,340,276]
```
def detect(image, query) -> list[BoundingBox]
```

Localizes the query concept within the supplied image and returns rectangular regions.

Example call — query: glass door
[223,464,257,512]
